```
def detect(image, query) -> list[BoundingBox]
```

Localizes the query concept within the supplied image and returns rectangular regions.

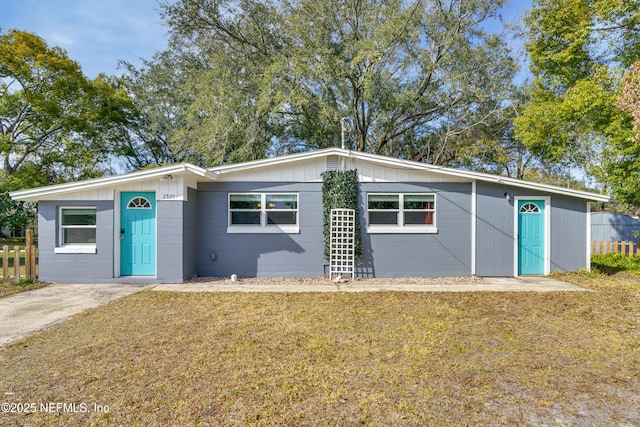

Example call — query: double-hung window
[367,193,436,233]
[55,207,97,253]
[228,193,299,233]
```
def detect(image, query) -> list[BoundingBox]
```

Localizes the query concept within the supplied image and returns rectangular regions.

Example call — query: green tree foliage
[156,0,518,165]
[0,29,133,181]
[0,29,134,232]
[119,50,205,168]
[515,0,640,200]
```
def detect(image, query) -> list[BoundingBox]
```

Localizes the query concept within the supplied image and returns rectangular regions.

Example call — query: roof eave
[10,163,217,202]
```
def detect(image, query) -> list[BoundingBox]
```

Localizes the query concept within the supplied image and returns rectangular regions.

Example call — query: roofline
[10,163,217,201]
[10,148,609,203]
[210,148,610,202]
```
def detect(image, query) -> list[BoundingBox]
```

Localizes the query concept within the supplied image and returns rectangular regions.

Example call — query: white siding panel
[214,156,473,183]
[34,175,198,201]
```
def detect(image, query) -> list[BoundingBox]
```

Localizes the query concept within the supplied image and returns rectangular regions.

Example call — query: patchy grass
[0,279,46,298]
[0,276,639,426]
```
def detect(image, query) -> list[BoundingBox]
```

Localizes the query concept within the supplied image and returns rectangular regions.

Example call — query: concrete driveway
[0,283,153,346]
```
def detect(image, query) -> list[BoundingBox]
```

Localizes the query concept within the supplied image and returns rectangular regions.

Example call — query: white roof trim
[10,163,217,201]
[209,148,609,202]
[10,148,609,202]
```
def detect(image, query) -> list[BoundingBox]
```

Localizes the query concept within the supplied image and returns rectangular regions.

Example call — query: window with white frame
[228,193,299,233]
[55,207,97,253]
[367,193,436,233]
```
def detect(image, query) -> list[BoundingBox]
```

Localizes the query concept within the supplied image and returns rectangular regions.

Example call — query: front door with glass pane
[120,192,156,276]
[517,200,545,275]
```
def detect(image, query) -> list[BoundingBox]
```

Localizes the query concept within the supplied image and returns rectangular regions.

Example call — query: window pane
[369,211,398,225]
[404,195,434,210]
[266,194,297,209]
[231,211,261,225]
[61,209,96,226]
[267,211,297,225]
[368,195,399,210]
[230,194,261,209]
[405,211,434,225]
[63,228,96,244]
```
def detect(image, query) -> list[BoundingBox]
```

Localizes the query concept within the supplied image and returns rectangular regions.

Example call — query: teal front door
[121,192,156,276]
[518,200,545,275]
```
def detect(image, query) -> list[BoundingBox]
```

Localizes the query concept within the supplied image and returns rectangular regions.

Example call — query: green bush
[321,169,363,259]
[591,252,640,275]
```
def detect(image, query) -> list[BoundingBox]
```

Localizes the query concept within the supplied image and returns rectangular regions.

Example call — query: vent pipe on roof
[340,117,352,150]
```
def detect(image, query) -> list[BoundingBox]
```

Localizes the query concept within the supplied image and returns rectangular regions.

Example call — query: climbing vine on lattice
[321,169,362,260]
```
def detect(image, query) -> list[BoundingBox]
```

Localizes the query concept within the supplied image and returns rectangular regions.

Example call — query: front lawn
[0,273,638,426]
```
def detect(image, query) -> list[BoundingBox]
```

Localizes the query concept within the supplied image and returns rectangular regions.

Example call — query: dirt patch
[186,275,487,286]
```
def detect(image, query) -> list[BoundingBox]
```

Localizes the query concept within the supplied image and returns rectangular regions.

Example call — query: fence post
[25,246,31,280]
[599,240,604,254]
[2,245,7,281]
[25,229,34,280]
[13,246,20,282]
[30,245,36,280]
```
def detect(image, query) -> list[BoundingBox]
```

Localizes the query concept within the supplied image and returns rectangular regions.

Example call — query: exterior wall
[475,182,588,276]
[37,192,198,284]
[156,199,185,283]
[34,177,590,282]
[551,196,588,272]
[37,200,115,283]
[195,181,472,278]
[196,182,325,278]
[359,182,472,278]
[475,183,516,276]
[182,187,199,280]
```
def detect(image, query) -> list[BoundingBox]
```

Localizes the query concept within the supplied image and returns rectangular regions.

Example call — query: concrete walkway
[0,277,591,347]
[0,283,153,346]
[152,276,592,293]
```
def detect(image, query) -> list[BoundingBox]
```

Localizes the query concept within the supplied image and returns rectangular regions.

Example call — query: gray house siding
[475,183,517,276]
[475,182,588,276]
[31,176,592,283]
[551,196,588,272]
[359,182,472,278]
[156,199,186,283]
[196,181,472,278]
[182,187,199,280]
[196,182,324,278]
[37,200,115,283]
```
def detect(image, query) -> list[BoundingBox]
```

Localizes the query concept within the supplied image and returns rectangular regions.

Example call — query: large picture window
[367,193,436,233]
[228,193,299,233]
[55,207,97,253]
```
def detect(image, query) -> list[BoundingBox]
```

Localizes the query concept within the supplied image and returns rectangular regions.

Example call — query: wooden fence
[1,229,37,282]
[592,240,640,256]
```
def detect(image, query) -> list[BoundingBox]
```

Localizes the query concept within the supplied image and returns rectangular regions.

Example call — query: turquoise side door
[518,200,545,275]
[121,192,156,276]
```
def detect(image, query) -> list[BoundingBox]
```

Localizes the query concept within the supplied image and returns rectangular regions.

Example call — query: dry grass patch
[0,280,47,298]
[0,274,639,426]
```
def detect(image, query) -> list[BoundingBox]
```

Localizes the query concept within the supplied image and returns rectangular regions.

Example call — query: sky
[0,0,169,78]
[0,0,532,80]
